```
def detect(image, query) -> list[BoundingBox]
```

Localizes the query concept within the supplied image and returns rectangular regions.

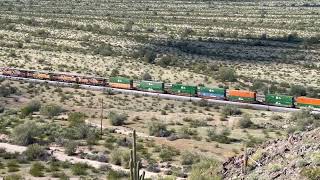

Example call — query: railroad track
[1,74,319,114]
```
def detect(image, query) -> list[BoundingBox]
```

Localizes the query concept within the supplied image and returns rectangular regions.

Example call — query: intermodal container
[109,77,133,89]
[138,81,164,93]
[171,84,197,96]
[265,94,294,107]
[228,90,256,102]
[296,97,320,109]
[197,86,226,99]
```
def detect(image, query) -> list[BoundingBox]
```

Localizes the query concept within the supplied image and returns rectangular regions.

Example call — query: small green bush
[108,111,127,126]
[181,151,201,165]
[40,104,63,118]
[64,141,78,156]
[30,162,45,177]
[238,114,255,128]
[148,119,171,137]
[68,112,86,126]
[7,160,20,172]
[221,105,242,116]
[106,169,128,180]
[189,158,222,180]
[12,121,40,145]
[71,163,88,175]
[24,144,47,161]
[207,127,232,144]
[301,167,320,180]
[4,174,23,180]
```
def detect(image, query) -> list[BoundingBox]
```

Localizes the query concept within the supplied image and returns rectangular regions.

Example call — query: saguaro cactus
[130,130,145,180]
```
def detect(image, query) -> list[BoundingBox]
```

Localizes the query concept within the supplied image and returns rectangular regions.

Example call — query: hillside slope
[223,128,320,180]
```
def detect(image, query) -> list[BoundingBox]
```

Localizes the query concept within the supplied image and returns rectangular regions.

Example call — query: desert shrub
[68,112,86,126]
[159,146,179,161]
[289,85,307,96]
[181,151,201,165]
[20,100,41,118]
[12,121,40,145]
[189,119,208,128]
[0,105,4,113]
[40,104,63,118]
[71,163,88,175]
[238,114,255,128]
[30,162,45,177]
[301,167,320,180]
[93,43,114,56]
[268,163,282,172]
[7,160,20,172]
[189,158,222,180]
[246,134,264,147]
[148,119,171,137]
[86,129,98,146]
[108,111,127,126]
[178,126,198,139]
[106,169,128,180]
[64,141,77,155]
[310,152,320,165]
[221,105,242,116]
[288,110,320,132]
[141,72,152,80]
[197,99,210,107]
[110,149,130,168]
[207,127,232,144]
[217,67,237,82]
[24,144,47,161]
[0,85,17,97]
[110,149,122,165]
[4,174,23,180]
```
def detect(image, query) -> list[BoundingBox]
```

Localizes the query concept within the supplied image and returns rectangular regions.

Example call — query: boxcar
[296,97,320,109]
[137,81,164,93]
[265,94,294,107]
[197,86,226,99]
[171,84,197,96]
[109,77,133,89]
[228,90,256,102]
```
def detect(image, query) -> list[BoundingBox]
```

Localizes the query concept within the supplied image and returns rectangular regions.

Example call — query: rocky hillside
[222,128,320,180]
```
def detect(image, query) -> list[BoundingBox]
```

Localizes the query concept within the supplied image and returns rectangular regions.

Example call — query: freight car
[137,80,165,93]
[296,97,320,109]
[109,77,133,89]
[197,86,226,99]
[265,94,294,108]
[228,90,256,103]
[171,84,197,96]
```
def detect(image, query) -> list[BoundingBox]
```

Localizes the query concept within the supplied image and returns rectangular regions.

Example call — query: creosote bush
[108,111,127,126]
[148,118,171,137]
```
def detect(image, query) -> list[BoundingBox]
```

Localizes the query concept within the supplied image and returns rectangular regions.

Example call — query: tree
[12,122,40,145]
[108,111,127,126]
[217,67,237,82]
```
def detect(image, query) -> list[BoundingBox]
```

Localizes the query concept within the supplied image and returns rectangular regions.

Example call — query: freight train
[1,67,320,109]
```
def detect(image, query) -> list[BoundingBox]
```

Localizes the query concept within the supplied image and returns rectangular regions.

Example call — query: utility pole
[100,98,104,139]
